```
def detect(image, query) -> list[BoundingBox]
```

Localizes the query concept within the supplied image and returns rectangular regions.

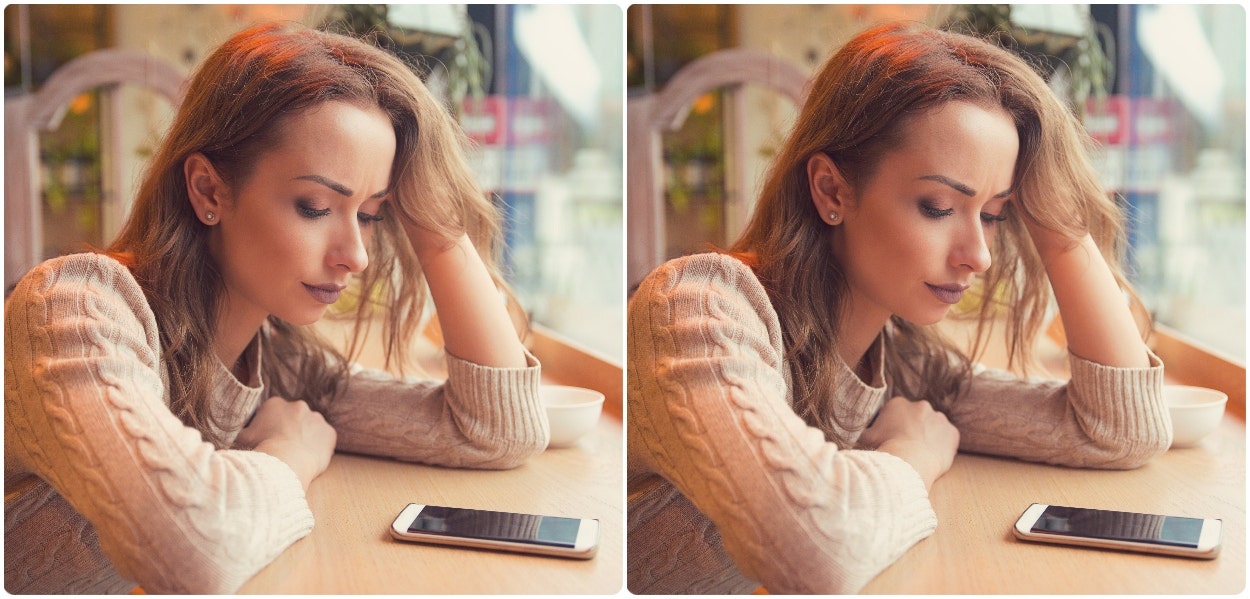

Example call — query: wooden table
[237,414,623,594]
[862,416,1245,593]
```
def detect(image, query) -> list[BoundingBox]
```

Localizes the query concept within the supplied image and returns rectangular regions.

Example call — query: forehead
[261,101,396,180]
[272,101,393,148]
[887,101,1019,186]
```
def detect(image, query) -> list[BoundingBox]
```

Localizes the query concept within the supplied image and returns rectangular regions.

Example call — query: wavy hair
[107,23,518,447]
[730,22,1141,437]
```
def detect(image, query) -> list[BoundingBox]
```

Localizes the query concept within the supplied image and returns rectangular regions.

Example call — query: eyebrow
[294,174,390,199]
[918,174,1012,199]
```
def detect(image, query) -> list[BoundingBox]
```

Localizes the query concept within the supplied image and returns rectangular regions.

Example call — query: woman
[5,23,547,594]
[627,22,1170,594]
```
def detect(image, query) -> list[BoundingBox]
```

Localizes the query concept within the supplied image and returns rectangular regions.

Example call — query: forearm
[1038,233,1149,368]
[326,362,547,469]
[413,233,526,368]
[876,439,942,491]
[253,439,319,491]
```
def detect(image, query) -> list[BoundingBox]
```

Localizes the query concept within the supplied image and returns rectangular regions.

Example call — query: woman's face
[832,100,1019,327]
[209,100,397,331]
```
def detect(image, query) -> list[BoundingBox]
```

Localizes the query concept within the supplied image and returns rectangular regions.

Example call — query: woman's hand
[858,396,960,491]
[402,223,527,369]
[235,396,337,491]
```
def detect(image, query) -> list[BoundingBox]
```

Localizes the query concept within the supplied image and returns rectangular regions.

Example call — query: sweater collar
[209,332,266,444]
[820,332,888,447]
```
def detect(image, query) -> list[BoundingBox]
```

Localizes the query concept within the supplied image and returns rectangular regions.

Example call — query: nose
[952,220,992,273]
[330,221,370,273]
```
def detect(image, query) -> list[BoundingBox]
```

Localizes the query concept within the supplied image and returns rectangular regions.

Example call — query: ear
[807,153,852,226]
[184,152,228,225]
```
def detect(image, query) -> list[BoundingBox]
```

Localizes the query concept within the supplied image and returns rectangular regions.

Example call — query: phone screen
[407,505,581,548]
[1031,505,1204,548]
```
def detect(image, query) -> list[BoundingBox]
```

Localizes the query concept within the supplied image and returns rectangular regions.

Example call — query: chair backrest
[627,48,808,290]
[5,49,185,290]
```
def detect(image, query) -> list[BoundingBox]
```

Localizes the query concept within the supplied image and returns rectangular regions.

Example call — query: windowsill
[528,324,623,421]
[1149,324,1246,420]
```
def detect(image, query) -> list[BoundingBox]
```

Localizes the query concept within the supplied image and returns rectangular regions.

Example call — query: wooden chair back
[5,49,184,289]
[627,49,808,290]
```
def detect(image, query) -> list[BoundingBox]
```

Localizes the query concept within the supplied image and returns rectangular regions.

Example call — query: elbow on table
[752,554,877,595]
[123,544,260,595]
[476,435,549,469]
[161,569,248,595]
[111,488,308,592]
[1084,429,1172,470]
[1112,436,1171,469]
[452,425,549,470]
[470,410,547,470]
[740,523,910,595]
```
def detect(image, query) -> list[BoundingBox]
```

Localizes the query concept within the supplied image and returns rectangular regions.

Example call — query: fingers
[859,396,957,450]
[234,396,330,448]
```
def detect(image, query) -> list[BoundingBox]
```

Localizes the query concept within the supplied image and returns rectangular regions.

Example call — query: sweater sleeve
[628,255,936,594]
[947,350,1171,469]
[3,255,313,594]
[322,349,548,470]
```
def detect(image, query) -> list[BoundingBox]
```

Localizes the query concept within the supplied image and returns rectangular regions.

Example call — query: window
[460,5,624,362]
[1090,4,1245,360]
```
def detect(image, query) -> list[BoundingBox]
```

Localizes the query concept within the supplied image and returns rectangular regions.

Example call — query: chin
[900,307,952,327]
[281,307,330,327]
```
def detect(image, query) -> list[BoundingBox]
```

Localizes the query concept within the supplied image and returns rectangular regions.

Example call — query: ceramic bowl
[542,385,604,448]
[1165,385,1227,448]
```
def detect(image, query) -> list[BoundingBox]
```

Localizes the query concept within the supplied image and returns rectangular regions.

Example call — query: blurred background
[4,4,624,363]
[626,4,1246,362]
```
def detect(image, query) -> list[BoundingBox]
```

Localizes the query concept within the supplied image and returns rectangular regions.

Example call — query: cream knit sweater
[5,253,548,594]
[627,253,1170,594]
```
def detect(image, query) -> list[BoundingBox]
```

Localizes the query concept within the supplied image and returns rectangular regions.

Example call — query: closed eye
[297,201,331,219]
[981,212,1008,225]
[920,201,954,219]
[358,212,385,226]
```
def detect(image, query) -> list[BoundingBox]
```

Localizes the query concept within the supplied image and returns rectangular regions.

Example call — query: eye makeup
[919,200,954,219]
[358,211,385,225]
[297,200,331,219]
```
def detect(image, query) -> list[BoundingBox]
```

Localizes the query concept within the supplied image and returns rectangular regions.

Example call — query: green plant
[323,4,490,115]
[944,4,1114,118]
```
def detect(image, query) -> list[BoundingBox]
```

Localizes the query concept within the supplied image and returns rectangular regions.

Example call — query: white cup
[1164,385,1227,448]
[542,385,605,448]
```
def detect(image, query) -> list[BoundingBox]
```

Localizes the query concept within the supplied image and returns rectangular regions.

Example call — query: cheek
[234,213,319,271]
[861,212,933,267]
[279,228,328,267]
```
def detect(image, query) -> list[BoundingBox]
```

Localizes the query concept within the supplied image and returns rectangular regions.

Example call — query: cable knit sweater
[5,253,548,594]
[627,253,1170,594]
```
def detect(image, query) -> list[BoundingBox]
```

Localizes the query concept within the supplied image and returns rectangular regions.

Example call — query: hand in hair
[858,396,959,492]
[235,396,337,492]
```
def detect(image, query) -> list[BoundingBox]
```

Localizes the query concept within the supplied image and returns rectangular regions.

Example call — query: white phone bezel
[389,503,599,559]
[1012,502,1221,559]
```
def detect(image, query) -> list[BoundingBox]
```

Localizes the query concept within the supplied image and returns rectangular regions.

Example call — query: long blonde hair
[730,22,1140,435]
[108,23,517,447]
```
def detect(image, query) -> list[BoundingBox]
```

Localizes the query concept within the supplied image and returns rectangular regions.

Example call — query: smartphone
[1013,503,1221,559]
[389,503,599,559]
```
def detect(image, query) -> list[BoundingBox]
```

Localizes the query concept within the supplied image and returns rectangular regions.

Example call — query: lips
[926,282,969,305]
[303,283,346,305]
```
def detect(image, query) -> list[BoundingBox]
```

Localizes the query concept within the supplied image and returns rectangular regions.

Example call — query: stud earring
[828,211,840,224]
[205,211,216,222]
